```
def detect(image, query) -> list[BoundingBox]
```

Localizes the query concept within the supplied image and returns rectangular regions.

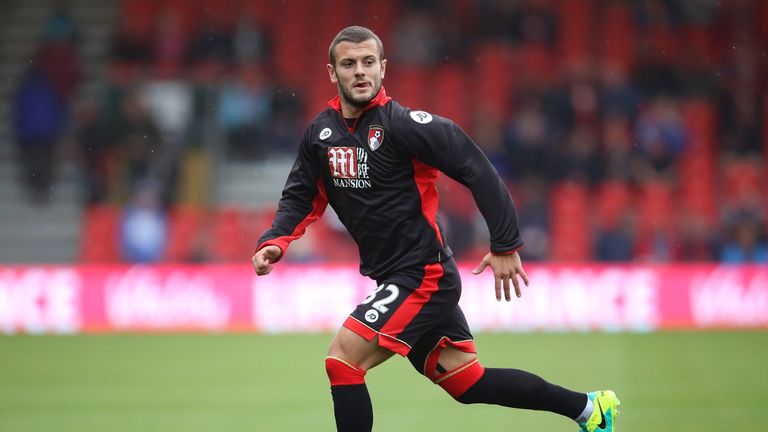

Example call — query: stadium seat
[599,3,634,70]
[722,158,764,203]
[683,99,716,153]
[80,205,121,263]
[164,206,206,262]
[680,152,717,226]
[433,63,468,128]
[558,0,592,66]
[549,182,590,261]
[210,207,248,262]
[636,181,675,235]
[595,181,631,229]
[475,42,512,114]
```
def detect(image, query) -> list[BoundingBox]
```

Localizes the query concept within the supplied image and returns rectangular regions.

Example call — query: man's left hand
[472,250,529,301]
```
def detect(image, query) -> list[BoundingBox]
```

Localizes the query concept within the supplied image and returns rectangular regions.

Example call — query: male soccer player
[253,26,620,431]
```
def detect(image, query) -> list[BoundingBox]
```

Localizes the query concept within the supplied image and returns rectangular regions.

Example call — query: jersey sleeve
[256,129,328,261]
[398,113,523,254]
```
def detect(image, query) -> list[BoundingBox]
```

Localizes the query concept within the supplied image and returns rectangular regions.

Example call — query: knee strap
[423,337,484,398]
[434,359,485,398]
[325,356,366,386]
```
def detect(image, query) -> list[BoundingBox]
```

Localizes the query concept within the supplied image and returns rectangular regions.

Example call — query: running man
[253,25,620,432]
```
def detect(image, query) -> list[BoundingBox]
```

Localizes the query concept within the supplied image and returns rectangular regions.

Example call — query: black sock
[456,368,586,419]
[330,384,373,432]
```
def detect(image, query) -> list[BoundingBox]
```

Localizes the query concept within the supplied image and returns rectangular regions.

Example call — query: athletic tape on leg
[325,356,366,386]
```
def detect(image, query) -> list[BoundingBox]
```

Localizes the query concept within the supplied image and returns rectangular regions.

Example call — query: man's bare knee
[438,346,477,371]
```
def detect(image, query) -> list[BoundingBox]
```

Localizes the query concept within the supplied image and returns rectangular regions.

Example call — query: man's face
[328,39,386,110]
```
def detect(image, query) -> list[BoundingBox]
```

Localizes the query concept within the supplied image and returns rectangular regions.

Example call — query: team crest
[368,125,384,151]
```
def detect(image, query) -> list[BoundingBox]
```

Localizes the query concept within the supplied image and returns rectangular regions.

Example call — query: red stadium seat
[475,42,513,114]
[549,182,590,262]
[164,206,206,262]
[210,207,248,262]
[595,181,631,229]
[636,181,675,235]
[433,63,468,129]
[80,205,121,263]
[683,99,716,154]
[680,152,717,226]
[558,0,592,66]
[722,158,764,203]
[599,3,634,71]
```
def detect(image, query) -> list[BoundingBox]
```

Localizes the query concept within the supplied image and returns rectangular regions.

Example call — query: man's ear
[327,64,338,83]
[381,58,386,79]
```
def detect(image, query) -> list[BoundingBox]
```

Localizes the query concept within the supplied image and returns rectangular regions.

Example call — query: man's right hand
[252,245,282,275]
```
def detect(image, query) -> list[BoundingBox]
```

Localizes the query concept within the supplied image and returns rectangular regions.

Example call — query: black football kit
[257,87,590,427]
[256,87,523,284]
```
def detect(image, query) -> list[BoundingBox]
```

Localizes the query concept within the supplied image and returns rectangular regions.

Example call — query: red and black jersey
[256,87,523,282]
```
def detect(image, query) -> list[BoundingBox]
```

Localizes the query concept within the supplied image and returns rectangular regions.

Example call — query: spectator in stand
[719,185,767,263]
[37,42,81,105]
[75,98,112,204]
[216,66,271,159]
[632,96,688,181]
[599,115,636,184]
[120,180,168,263]
[392,7,441,65]
[594,213,634,262]
[115,91,164,197]
[676,214,717,261]
[38,5,82,107]
[186,12,235,65]
[515,176,550,262]
[153,7,189,75]
[479,0,557,47]
[265,82,304,156]
[13,65,66,203]
[233,13,270,65]
[471,104,511,179]
[503,92,554,181]
[597,63,639,122]
[720,216,768,263]
[111,16,153,65]
[42,2,80,45]
[551,126,602,185]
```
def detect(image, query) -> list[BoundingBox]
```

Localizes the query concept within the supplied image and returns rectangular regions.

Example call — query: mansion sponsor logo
[105,267,231,330]
[328,146,371,189]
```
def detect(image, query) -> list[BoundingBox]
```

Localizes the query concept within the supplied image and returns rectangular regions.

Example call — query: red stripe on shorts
[379,262,444,341]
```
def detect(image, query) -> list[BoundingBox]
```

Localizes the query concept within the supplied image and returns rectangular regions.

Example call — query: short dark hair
[328,26,384,66]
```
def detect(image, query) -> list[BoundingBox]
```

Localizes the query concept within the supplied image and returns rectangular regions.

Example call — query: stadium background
[1,0,767,431]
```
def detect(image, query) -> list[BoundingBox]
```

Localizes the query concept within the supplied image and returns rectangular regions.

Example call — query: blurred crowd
[12,0,768,264]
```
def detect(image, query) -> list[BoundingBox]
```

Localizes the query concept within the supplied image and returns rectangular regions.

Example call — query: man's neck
[339,100,363,119]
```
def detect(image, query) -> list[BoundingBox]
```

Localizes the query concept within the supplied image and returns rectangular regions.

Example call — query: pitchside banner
[0,264,766,334]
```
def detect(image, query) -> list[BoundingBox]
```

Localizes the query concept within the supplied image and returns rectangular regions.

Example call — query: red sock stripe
[435,360,485,398]
[325,357,366,386]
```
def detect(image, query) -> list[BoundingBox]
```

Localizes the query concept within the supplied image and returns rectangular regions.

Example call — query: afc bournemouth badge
[368,125,384,151]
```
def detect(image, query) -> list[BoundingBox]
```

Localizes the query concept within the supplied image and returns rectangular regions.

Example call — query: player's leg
[325,326,394,432]
[408,305,619,430]
[326,261,460,431]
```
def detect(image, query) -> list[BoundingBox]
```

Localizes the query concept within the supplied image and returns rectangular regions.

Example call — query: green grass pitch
[1,332,766,431]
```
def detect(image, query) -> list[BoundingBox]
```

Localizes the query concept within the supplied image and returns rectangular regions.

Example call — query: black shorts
[343,258,475,372]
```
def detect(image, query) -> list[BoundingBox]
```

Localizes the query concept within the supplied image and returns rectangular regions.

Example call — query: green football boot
[578,390,621,432]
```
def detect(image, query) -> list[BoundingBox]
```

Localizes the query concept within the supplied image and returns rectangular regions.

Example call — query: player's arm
[398,113,527,300]
[253,130,327,275]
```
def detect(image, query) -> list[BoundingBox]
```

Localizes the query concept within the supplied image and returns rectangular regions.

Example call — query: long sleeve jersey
[257,87,523,281]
